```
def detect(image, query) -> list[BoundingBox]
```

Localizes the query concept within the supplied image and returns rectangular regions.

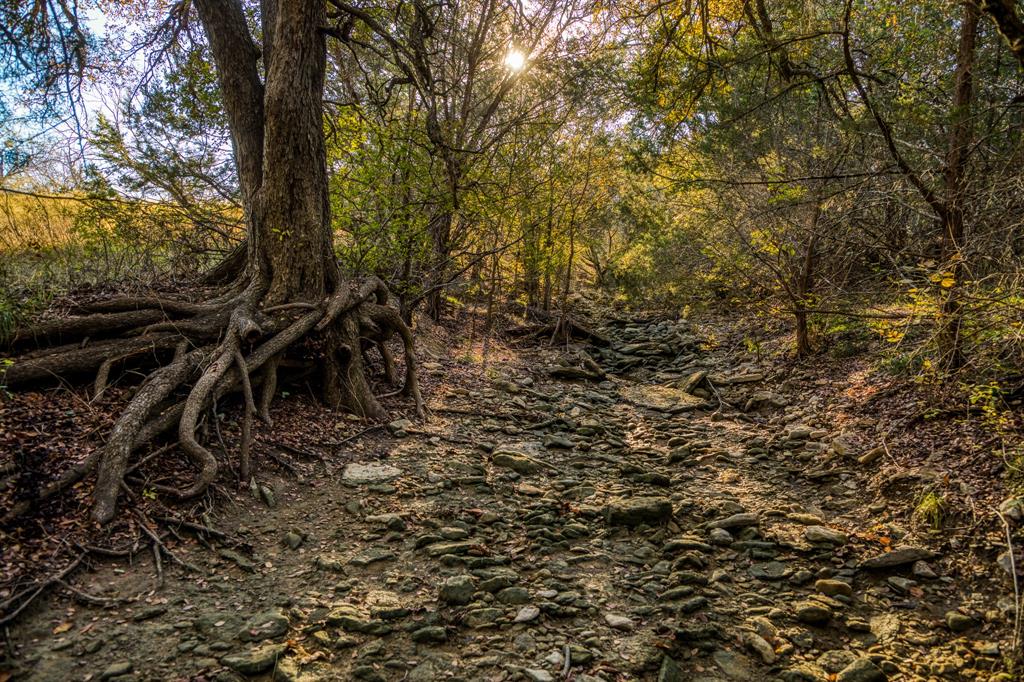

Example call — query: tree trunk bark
[938,1,979,371]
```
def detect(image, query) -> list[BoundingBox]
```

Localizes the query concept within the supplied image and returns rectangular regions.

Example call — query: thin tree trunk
[939,1,980,371]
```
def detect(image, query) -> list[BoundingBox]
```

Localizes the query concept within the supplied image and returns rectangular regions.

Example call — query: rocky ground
[2,312,1020,681]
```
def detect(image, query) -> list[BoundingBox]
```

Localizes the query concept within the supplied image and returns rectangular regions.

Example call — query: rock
[857,447,885,465]
[281,531,304,549]
[543,434,574,449]
[491,446,545,474]
[411,626,447,643]
[859,546,936,569]
[749,561,787,581]
[708,512,758,529]
[439,575,475,605]
[238,608,289,642]
[604,497,673,526]
[99,661,133,680]
[342,462,402,484]
[658,656,685,682]
[912,560,938,579]
[709,528,733,545]
[387,418,413,435]
[945,611,976,632]
[523,669,555,682]
[999,496,1024,522]
[496,586,531,604]
[804,526,847,545]
[513,605,540,623]
[604,613,634,630]
[794,601,833,625]
[788,425,813,440]
[712,649,756,680]
[348,547,395,567]
[815,579,853,598]
[997,549,1024,578]
[464,607,503,628]
[222,643,287,675]
[836,657,886,682]
[743,631,776,664]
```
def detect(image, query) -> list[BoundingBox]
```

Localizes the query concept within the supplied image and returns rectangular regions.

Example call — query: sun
[504,48,526,72]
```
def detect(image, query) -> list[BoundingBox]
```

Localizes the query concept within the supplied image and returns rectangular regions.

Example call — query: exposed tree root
[2,274,425,526]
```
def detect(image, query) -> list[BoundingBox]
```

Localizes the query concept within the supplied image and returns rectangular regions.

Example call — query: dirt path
[3,318,1015,681]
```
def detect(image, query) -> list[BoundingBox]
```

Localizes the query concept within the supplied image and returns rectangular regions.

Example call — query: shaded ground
[1,311,1019,681]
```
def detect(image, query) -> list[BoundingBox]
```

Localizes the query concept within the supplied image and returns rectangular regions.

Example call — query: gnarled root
[3,275,423,526]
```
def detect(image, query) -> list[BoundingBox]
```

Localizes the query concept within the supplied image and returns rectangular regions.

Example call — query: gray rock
[804,526,847,545]
[836,657,886,682]
[658,656,685,682]
[464,607,503,628]
[496,586,531,604]
[342,462,402,484]
[743,631,776,663]
[523,669,555,682]
[387,418,413,435]
[709,513,758,529]
[945,611,976,632]
[411,626,447,643]
[221,643,287,675]
[349,547,395,567]
[712,649,756,680]
[439,575,475,605]
[604,497,673,527]
[99,661,133,680]
[604,613,634,630]
[709,528,733,545]
[858,546,936,569]
[513,605,540,623]
[911,560,938,579]
[794,601,833,625]
[238,608,289,642]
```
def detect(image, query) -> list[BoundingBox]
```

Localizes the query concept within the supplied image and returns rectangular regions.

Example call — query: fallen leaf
[52,621,72,634]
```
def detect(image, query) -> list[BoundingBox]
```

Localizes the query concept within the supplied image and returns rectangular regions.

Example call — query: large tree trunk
[3,0,423,527]
[251,0,337,306]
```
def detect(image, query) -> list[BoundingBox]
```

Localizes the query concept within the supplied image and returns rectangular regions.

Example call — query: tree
[2,0,423,525]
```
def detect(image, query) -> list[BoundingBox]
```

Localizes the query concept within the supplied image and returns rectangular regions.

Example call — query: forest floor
[1,305,1021,681]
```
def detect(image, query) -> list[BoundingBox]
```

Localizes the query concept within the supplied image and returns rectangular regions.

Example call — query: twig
[0,553,87,627]
[58,580,123,606]
[996,510,1022,659]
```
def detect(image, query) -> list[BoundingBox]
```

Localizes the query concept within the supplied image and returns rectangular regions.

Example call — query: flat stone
[221,643,287,675]
[464,607,503,628]
[658,656,685,682]
[238,608,289,642]
[496,586,530,604]
[604,497,673,526]
[815,579,853,598]
[859,546,936,569]
[749,561,787,581]
[348,547,395,567]
[523,669,555,682]
[411,626,447,643]
[709,513,758,529]
[604,613,634,630]
[439,575,475,605]
[513,605,540,623]
[836,657,886,682]
[804,525,847,545]
[99,661,133,680]
[794,601,833,625]
[342,462,402,484]
[712,649,756,680]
